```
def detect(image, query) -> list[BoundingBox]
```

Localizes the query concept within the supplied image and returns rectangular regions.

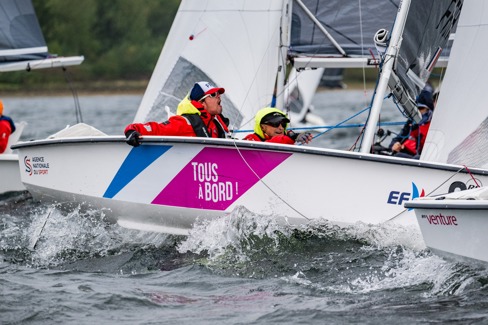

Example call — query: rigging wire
[313,105,371,139]
[62,67,83,124]
[358,0,371,107]
[232,120,406,135]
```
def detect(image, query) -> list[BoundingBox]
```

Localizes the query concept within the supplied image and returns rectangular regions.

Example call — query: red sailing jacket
[125,107,229,138]
[243,132,295,144]
[401,121,431,156]
[0,118,14,153]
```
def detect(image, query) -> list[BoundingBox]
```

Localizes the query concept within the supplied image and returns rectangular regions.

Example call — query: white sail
[421,0,488,167]
[134,1,283,131]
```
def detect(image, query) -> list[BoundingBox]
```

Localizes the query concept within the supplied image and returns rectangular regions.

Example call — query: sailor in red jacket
[391,89,433,159]
[0,100,16,154]
[124,81,230,146]
[243,107,312,145]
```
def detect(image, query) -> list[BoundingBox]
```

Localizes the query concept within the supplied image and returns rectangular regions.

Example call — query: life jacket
[180,113,228,138]
[178,96,229,138]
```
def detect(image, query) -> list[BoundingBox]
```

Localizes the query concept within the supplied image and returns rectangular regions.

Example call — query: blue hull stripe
[103,145,172,198]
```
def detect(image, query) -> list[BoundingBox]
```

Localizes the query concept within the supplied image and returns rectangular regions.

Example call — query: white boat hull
[0,154,25,194]
[13,136,488,235]
[406,187,488,264]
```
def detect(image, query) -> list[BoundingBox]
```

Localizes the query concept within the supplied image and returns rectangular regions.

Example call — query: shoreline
[0,79,375,97]
[0,80,148,97]
[0,89,146,97]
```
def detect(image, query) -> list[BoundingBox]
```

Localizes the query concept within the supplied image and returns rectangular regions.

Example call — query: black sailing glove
[125,130,141,147]
[286,130,299,141]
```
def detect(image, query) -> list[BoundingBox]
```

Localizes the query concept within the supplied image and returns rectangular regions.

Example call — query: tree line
[0,0,180,90]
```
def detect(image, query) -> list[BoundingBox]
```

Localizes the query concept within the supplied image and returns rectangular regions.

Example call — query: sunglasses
[264,120,287,128]
[200,92,220,101]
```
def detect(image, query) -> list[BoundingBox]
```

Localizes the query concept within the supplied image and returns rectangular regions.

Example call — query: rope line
[230,139,311,221]
[463,165,481,188]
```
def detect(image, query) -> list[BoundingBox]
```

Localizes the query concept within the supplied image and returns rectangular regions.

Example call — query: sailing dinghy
[405,186,488,265]
[0,0,83,195]
[12,0,480,236]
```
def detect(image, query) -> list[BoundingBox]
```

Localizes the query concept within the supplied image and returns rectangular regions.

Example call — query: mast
[276,0,292,110]
[359,0,411,153]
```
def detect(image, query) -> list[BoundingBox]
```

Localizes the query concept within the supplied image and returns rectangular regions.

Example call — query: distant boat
[319,68,346,89]
[284,68,325,125]
[13,0,478,237]
[0,0,83,194]
[405,186,488,264]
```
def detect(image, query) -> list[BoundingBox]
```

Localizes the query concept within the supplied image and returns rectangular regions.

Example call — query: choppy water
[2,91,488,324]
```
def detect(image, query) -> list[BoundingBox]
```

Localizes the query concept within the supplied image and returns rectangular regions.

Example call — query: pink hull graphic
[152,147,291,210]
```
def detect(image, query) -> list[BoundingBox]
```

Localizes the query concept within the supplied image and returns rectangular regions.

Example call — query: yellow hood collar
[176,96,201,115]
[253,107,289,138]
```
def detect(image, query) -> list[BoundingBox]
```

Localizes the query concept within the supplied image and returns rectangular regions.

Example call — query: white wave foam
[178,206,288,261]
[24,205,170,266]
[178,206,487,297]
[179,206,426,260]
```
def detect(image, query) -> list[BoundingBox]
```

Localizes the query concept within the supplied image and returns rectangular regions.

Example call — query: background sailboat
[0,0,84,72]
[406,185,488,265]
[0,0,83,194]
[284,68,325,125]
